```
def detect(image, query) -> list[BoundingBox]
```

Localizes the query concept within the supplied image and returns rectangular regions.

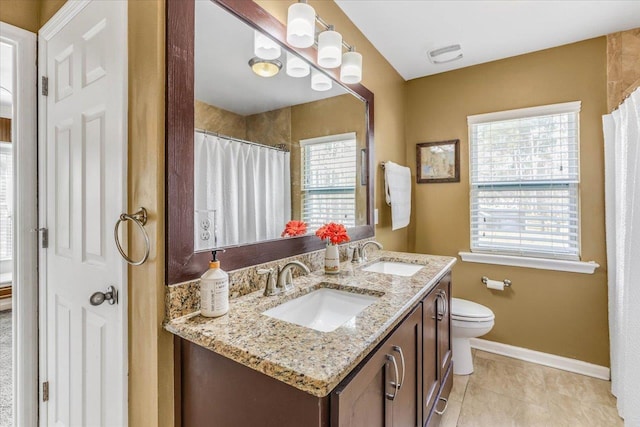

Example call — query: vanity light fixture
[317,25,342,69]
[427,44,463,64]
[254,30,282,60]
[286,1,316,48]
[340,48,362,84]
[311,69,332,91]
[285,1,364,84]
[249,57,283,78]
[286,51,310,78]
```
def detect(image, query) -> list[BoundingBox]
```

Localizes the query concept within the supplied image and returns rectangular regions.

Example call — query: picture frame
[416,139,460,183]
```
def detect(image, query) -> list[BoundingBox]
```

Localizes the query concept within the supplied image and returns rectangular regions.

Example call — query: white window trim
[459,251,599,274]
[299,131,356,147]
[467,101,581,125]
[467,100,585,263]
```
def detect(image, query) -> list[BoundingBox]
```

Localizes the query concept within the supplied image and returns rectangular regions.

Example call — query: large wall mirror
[167,0,374,284]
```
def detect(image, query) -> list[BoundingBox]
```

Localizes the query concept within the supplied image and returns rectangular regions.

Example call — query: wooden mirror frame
[166,0,375,284]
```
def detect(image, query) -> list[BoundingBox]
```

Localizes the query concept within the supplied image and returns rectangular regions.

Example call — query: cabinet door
[331,337,394,426]
[389,305,422,427]
[332,305,422,427]
[422,290,439,424]
[436,274,452,379]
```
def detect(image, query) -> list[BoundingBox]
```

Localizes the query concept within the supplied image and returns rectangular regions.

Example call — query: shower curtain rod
[195,128,289,152]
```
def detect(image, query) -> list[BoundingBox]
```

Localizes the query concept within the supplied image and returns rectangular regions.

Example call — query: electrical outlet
[201,231,211,241]
[201,218,211,230]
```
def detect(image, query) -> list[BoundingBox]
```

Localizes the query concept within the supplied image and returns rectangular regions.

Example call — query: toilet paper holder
[481,276,512,287]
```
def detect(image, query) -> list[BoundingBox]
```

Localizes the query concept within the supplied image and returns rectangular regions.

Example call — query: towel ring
[114,207,150,266]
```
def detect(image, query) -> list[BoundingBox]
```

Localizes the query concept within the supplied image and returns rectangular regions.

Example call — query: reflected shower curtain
[603,87,640,424]
[195,132,291,248]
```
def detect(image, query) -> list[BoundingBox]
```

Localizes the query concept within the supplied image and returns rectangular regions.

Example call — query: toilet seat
[451,298,495,322]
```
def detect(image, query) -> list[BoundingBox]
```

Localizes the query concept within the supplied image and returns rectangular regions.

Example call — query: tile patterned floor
[441,350,624,427]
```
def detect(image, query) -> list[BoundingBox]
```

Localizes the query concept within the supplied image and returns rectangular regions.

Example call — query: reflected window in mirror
[301,133,356,230]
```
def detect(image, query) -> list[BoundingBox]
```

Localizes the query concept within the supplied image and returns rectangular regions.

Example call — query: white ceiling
[195,1,348,116]
[335,0,640,81]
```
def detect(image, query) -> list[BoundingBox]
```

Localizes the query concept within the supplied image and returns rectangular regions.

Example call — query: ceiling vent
[427,44,463,64]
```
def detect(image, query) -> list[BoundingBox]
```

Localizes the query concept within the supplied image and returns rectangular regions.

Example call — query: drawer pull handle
[434,396,449,415]
[391,345,405,390]
[385,354,400,401]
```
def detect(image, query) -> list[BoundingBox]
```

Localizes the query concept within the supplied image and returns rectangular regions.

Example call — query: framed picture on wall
[416,139,460,183]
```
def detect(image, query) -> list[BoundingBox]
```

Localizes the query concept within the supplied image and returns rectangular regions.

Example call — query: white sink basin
[361,261,424,277]
[262,288,378,332]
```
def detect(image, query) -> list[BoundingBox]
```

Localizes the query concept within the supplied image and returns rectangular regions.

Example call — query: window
[468,102,580,260]
[0,142,12,261]
[301,133,356,230]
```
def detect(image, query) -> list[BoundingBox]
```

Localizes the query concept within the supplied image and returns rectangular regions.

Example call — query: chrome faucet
[276,261,311,293]
[361,241,383,262]
[257,267,278,296]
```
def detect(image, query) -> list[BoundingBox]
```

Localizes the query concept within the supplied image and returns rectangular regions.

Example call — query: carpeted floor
[0,310,11,427]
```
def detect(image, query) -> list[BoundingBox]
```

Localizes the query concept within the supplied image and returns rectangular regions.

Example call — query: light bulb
[286,52,310,78]
[311,69,332,92]
[286,2,316,48]
[317,28,342,68]
[340,50,362,84]
[254,31,281,60]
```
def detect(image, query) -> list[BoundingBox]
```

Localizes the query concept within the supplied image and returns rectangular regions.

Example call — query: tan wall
[290,94,367,225]
[247,107,292,147]
[405,37,609,366]
[255,0,408,252]
[0,0,40,32]
[0,0,66,33]
[607,28,640,111]
[128,1,173,426]
[39,0,66,27]
[195,100,247,140]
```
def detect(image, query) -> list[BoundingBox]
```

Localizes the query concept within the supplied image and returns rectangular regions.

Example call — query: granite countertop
[164,250,456,397]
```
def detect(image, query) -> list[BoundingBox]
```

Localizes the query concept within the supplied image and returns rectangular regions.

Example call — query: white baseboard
[470,338,610,380]
[0,297,11,311]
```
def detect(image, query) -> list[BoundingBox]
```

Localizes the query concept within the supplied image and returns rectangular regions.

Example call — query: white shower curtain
[603,87,640,425]
[194,131,291,248]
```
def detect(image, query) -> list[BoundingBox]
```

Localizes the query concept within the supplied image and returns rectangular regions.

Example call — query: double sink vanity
[166,251,456,427]
[164,1,455,425]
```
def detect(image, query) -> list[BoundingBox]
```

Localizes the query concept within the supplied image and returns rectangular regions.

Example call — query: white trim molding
[38,0,91,40]
[470,338,610,380]
[459,251,599,274]
[467,101,581,125]
[0,20,38,427]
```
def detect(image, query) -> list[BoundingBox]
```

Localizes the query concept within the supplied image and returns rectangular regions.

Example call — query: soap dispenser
[200,249,229,317]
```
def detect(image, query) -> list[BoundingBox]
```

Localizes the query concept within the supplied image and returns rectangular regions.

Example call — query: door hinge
[41,76,48,96]
[32,227,48,248]
[42,381,49,402]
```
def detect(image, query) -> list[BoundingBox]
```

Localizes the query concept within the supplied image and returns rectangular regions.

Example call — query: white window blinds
[0,143,12,261]
[468,102,581,260]
[301,133,356,230]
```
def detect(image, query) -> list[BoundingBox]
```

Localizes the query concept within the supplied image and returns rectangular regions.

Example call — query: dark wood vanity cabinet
[331,304,423,427]
[423,273,453,427]
[176,273,453,427]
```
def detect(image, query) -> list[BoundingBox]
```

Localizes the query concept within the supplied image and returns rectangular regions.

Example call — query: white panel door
[43,1,127,426]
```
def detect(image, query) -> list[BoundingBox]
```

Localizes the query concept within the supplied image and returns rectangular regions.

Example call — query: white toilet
[451,298,495,375]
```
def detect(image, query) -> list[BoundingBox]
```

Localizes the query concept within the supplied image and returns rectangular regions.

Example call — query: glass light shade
[311,69,332,92]
[249,58,282,78]
[317,29,342,68]
[254,31,281,60]
[286,2,316,48]
[286,52,310,78]
[340,50,362,84]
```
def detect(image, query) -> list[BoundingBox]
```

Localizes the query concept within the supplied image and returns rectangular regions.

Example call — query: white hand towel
[384,161,412,230]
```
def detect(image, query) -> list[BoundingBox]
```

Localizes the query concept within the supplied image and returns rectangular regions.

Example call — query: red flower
[315,222,350,245]
[281,220,308,238]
